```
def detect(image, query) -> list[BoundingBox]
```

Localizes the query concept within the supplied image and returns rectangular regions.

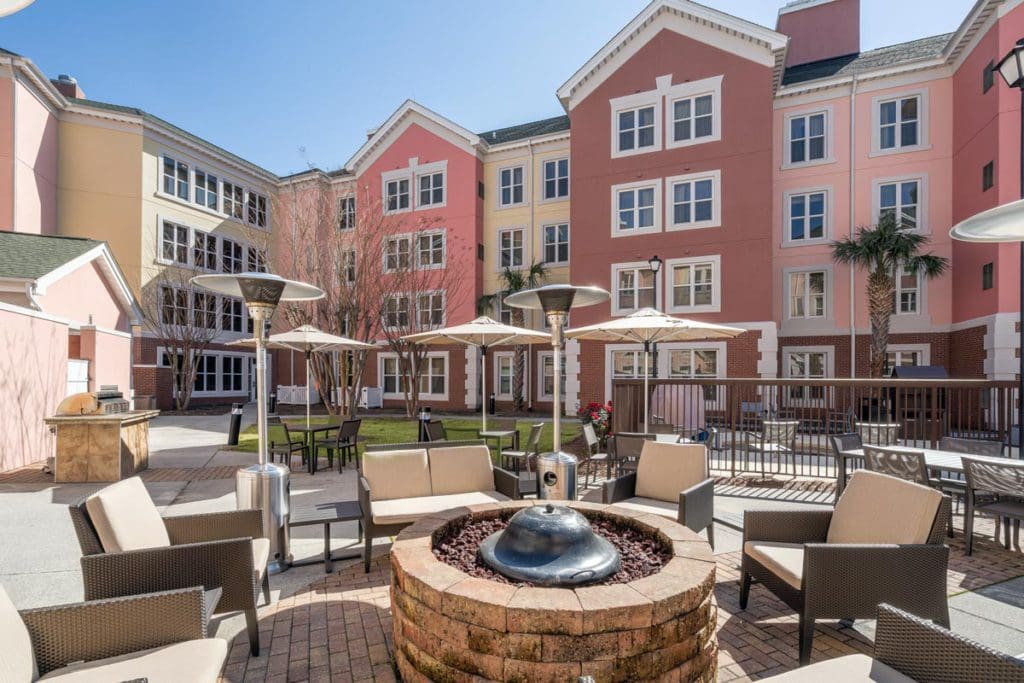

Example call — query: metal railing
[611,378,1019,478]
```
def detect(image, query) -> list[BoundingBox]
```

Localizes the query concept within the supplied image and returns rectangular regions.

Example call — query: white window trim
[782,345,835,407]
[338,195,356,230]
[601,341,727,404]
[782,106,834,169]
[541,222,570,266]
[415,289,446,330]
[611,261,662,316]
[382,292,411,331]
[379,350,450,401]
[884,344,930,368]
[665,170,721,231]
[497,164,528,209]
[537,351,566,402]
[157,346,255,397]
[496,226,528,272]
[382,233,413,273]
[784,266,833,321]
[894,266,926,316]
[414,162,448,210]
[610,86,663,159]
[415,229,447,270]
[382,169,413,215]
[665,254,722,314]
[610,179,662,238]
[872,173,929,234]
[664,75,723,150]
[870,89,931,157]
[539,156,570,204]
[493,351,514,399]
[155,218,192,267]
[782,186,833,246]
[155,150,270,230]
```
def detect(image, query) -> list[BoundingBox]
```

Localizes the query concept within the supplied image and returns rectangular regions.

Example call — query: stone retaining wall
[389,500,717,682]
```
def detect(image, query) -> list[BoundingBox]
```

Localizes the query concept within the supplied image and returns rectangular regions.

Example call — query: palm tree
[477,262,547,410]
[831,214,949,377]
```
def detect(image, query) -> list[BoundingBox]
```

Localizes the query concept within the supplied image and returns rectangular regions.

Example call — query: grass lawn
[233,415,580,454]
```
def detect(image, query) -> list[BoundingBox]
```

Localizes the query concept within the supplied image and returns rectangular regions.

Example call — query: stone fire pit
[389,500,717,682]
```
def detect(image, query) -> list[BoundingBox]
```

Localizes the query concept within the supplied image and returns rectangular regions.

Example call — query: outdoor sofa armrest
[80,538,256,612]
[874,603,1024,682]
[358,476,372,521]
[678,477,714,534]
[492,467,521,500]
[163,509,263,545]
[743,509,832,544]
[602,472,637,504]
[802,543,949,621]
[20,586,209,676]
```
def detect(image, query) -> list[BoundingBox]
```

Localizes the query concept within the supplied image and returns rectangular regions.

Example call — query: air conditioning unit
[359,386,383,409]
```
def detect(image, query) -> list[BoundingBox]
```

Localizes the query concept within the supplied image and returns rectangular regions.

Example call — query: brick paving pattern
[0,463,239,484]
[223,515,1024,682]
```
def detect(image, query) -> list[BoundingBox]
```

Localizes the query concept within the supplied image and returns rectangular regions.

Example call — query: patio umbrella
[230,325,375,428]
[565,308,745,432]
[401,316,550,432]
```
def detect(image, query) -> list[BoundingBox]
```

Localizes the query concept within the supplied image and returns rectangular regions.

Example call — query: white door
[67,360,89,395]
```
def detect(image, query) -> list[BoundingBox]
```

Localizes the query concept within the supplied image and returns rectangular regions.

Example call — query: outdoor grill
[55,388,130,416]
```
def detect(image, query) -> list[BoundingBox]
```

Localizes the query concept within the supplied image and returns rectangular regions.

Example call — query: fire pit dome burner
[478,504,620,586]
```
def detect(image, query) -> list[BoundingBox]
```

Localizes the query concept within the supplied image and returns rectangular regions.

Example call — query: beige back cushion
[0,584,36,682]
[827,470,942,544]
[428,445,495,495]
[85,477,171,553]
[362,449,432,501]
[634,441,708,504]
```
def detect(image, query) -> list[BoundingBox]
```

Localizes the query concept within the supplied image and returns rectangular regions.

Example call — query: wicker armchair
[740,470,951,665]
[862,445,931,485]
[761,603,1024,681]
[744,420,798,477]
[964,456,1024,555]
[856,421,900,446]
[315,419,363,471]
[3,585,228,681]
[68,477,270,656]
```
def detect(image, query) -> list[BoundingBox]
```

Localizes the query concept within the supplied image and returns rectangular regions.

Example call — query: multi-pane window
[194,170,218,210]
[221,238,243,274]
[222,356,243,392]
[543,224,569,265]
[879,180,919,230]
[341,249,356,284]
[161,221,189,264]
[884,349,922,374]
[193,231,218,270]
[789,271,826,318]
[163,156,189,199]
[543,159,569,200]
[494,292,512,325]
[668,349,718,378]
[617,106,655,152]
[616,186,656,232]
[499,228,524,269]
[419,356,447,395]
[384,236,411,271]
[222,298,243,333]
[616,267,655,312]
[418,172,444,207]
[223,181,244,220]
[385,178,410,212]
[496,355,513,396]
[160,285,188,326]
[895,268,920,314]
[541,353,566,398]
[789,113,826,164]
[192,291,216,329]
[246,192,267,228]
[789,191,826,241]
[381,356,404,395]
[384,296,410,328]
[499,166,524,206]
[247,247,266,273]
[786,351,827,400]
[338,196,356,230]
[879,95,920,150]
[672,262,714,309]
[194,355,217,393]
[672,94,713,143]
[417,232,445,269]
[611,350,652,379]
[417,292,444,329]
[669,177,714,227]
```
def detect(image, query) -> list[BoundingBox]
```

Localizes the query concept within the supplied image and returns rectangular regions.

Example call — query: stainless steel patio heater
[504,284,609,499]
[192,272,324,573]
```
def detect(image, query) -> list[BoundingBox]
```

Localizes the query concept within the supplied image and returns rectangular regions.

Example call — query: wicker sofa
[68,477,270,656]
[2,584,226,682]
[359,440,519,572]
[740,470,951,666]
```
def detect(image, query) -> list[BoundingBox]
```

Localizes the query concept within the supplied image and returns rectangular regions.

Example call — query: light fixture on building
[995,39,1024,88]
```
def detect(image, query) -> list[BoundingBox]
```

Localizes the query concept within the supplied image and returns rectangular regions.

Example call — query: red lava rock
[432,511,672,586]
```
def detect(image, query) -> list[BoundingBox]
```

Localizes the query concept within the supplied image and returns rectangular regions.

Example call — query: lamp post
[192,272,323,572]
[647,255,663,378]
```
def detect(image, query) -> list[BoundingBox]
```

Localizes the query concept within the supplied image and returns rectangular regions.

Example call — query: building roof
[478,115,570,145]
[782,33,954,86]
[0,232,103,279]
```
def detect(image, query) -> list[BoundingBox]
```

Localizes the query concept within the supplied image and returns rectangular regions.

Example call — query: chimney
[50,74,85,99]
[776,0,860,68]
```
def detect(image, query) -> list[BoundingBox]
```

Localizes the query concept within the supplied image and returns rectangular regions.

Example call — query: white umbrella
[230,325,375,428]
[402,316,550,431]
[565,308,745,432]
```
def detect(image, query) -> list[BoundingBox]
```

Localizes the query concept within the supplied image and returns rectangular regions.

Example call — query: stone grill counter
[390,500,717,682]
[44,410,160,483]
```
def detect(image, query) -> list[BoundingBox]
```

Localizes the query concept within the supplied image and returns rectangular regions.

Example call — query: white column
[564,338,581,417]
[464,346,479,409]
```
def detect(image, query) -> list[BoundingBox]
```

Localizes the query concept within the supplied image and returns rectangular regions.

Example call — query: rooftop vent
[51,73,85,99]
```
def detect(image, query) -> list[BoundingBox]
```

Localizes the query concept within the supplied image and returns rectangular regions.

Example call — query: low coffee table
[289,500,362,573]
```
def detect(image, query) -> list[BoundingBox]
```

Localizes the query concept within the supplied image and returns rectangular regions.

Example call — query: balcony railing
[610,378,1019,478]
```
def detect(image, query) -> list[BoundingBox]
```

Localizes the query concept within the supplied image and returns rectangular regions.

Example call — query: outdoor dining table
[286,421,340,474]
[479,429,518,453]
[837,446,1012,495]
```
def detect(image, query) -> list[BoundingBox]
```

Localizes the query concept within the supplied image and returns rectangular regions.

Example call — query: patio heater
[192,272,324,573]
[504,284,609,499]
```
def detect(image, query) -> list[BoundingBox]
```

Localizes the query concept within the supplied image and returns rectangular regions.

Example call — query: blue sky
[1,0,975,176]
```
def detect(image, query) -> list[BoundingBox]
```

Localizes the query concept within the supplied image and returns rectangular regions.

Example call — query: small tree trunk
[511,310,526,412]
[867,268,896,378]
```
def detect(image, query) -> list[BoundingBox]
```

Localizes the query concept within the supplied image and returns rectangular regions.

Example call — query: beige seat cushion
[371,491,510,526]
[252,537,271,581]
[634,441,707,504]
[84,477,170,553]
[40,638,228,683]
[610,496,679,520]
[428,445,494,495]
[0,585,37,682]
[757,653,914,682]
[827,470,942,545]
[744,541,804,589]
[361,449,432,501]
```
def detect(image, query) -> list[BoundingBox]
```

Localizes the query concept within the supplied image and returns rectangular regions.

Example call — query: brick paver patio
[221,515,1024,682]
